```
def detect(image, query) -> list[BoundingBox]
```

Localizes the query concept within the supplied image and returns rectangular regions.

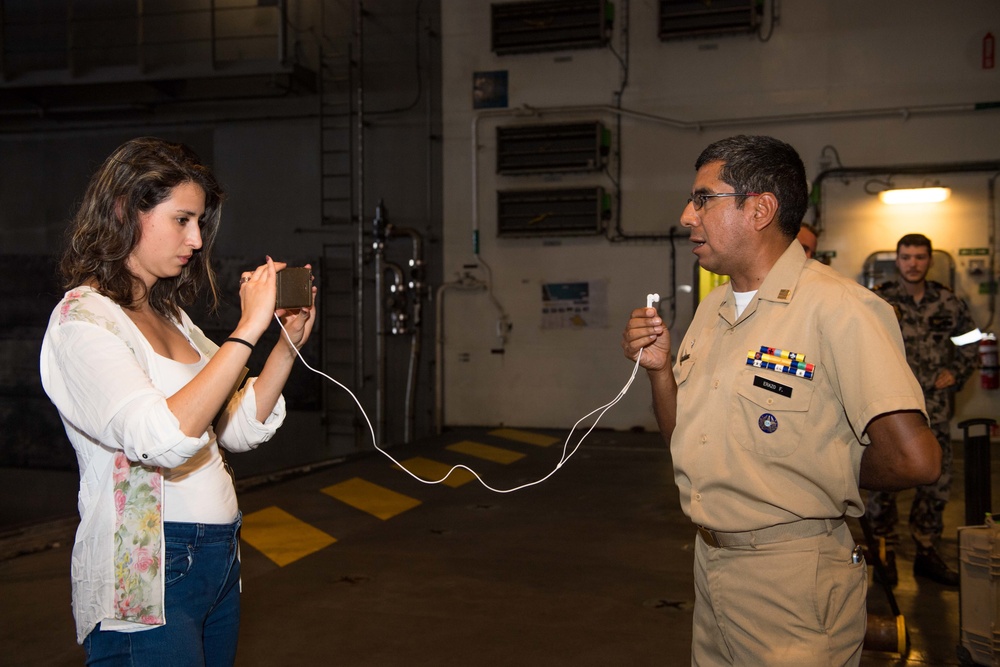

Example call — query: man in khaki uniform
[622,135,941,666]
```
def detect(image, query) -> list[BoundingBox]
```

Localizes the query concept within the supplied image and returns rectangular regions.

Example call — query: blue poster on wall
[473,70,509,109]
[541,280,608,329]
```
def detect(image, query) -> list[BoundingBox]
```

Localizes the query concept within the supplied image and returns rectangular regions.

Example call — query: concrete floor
[0,427,995,666]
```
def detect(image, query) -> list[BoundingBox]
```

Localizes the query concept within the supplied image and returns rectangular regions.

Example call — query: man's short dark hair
[897,233,932,254]
[695,135,809,239]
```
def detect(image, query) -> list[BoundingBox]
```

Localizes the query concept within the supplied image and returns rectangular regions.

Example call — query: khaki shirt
[672,243,926,532]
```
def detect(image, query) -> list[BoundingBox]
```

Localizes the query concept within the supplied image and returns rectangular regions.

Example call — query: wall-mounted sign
[541,279,607,329]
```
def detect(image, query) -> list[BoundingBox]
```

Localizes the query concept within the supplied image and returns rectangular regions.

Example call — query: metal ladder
[318,2,367,457]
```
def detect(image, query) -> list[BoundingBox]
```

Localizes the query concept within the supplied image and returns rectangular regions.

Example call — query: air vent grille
[491,0,613,55]
[497,187,609,237]
[658,0,761,40]
[496,122,609,174]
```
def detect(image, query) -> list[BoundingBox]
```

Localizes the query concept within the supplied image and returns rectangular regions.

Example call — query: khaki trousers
[691,520,867,666]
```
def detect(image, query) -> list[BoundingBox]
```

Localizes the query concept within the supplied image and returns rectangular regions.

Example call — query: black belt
[697,518,844,548]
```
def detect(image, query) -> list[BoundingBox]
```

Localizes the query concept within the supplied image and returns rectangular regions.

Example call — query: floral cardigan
[40,287,285,644]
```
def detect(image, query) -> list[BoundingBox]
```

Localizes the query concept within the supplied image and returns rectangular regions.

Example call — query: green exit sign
[959,248,990,256]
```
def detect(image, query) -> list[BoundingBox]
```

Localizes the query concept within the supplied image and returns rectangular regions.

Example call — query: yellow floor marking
[446,440,526,465]
[322,477,421,520]
[242,506,336,567]
[489,428,559,447]
[397,457,475,488]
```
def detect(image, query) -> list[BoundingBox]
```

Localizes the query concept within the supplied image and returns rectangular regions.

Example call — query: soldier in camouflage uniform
[868,233,979,586]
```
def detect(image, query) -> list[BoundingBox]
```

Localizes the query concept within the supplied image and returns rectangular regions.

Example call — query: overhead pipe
[810,160,1000,231]
[470,101,1000,247]
[466,101,1000,358]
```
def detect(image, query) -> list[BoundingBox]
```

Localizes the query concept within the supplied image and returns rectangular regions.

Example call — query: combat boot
[913,548,959,586]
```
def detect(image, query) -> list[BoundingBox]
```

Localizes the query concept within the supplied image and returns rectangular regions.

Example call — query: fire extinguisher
[981,332,999,390]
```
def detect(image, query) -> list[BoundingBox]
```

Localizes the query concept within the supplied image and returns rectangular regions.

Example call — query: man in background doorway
[797,222,819,259]
[868,232,980,586]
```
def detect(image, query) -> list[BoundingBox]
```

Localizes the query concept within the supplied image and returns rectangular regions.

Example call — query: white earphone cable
[274,314,644,493]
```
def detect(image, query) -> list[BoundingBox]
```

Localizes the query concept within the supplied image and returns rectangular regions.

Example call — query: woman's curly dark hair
[59,137,226,321]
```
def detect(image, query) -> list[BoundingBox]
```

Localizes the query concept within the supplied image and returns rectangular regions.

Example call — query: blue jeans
[84,514,242,666]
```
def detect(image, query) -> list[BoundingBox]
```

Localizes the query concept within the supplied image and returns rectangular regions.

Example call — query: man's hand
[622,307,672,371]
[933,369,957,390]
[622,306,678,440]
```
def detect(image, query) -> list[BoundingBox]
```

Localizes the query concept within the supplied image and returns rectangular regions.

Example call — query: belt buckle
[698,526,722,548]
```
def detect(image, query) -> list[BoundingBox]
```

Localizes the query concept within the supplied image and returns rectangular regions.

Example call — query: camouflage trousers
[865,422,952,551]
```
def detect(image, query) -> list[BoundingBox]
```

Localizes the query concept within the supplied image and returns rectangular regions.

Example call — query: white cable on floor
[275,314,644,493]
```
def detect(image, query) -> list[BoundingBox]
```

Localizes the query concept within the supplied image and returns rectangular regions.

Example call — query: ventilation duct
[497,187,610,237]
[658,0,761,40]
[491,0,613,55]
[496,122,610,174]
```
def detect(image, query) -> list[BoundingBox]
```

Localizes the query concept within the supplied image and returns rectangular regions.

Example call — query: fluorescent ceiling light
[878,187,951,205]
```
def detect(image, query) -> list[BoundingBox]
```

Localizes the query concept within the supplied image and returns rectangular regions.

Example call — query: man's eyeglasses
[687,192,760,211]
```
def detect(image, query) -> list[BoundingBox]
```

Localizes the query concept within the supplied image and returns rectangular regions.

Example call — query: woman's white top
[40,286,285,643]
[152,351,239,524]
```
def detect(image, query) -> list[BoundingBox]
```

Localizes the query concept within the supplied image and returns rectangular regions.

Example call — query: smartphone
[275,267,313,309]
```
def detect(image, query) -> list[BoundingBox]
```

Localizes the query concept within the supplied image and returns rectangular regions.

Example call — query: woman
[39,137,316,665]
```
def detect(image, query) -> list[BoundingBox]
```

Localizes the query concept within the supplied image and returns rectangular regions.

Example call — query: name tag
[753,375,793,397]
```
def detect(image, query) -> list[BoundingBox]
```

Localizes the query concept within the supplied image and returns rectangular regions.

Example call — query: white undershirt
[150,351,240,524]
[733,290,758,319]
